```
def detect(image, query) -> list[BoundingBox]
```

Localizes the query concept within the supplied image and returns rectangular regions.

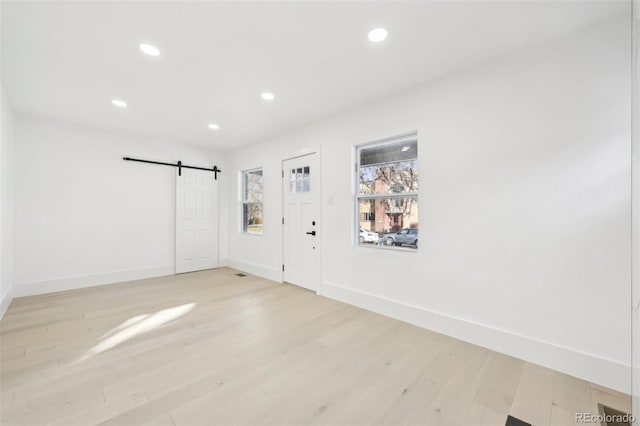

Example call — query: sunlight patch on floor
[72,303,196,364]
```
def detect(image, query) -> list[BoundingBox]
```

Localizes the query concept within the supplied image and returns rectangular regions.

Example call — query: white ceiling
[1,1,627,150]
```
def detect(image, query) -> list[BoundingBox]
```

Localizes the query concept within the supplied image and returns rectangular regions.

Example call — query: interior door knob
[306,231,316,236]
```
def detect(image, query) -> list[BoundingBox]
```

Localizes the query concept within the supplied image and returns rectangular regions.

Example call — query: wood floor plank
[552,372,599,415]
[140,413,176,426]
[49,390,149,426]
[550,404,578,426]
[417,346,495,425]
[509,362,555,425]
[590,384,632,414]
[374,338,478,425]
[314,328,451,425]
[462,401,507,426]
[472,352,524,414]
[3,387,106,425]
[97,376,220,426]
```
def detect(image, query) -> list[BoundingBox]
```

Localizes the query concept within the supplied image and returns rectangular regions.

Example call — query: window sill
[356,243,418,253]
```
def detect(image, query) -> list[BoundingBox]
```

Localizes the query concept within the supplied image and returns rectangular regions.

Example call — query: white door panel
[176,169,218,273]
[283,153,321,291]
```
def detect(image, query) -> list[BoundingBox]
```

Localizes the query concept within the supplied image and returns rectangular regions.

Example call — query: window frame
[355,132,419,250]
[241,167,264,235]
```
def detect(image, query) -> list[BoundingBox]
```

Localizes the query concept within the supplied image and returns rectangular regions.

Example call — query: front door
[282,153,321,291]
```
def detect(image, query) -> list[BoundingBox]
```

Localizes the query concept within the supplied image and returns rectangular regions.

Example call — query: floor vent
[235,273,248,277]
[505,415,531,426]
[599,404,632,426]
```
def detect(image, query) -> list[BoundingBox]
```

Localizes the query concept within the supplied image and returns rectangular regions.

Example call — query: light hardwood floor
[0,268,631,426]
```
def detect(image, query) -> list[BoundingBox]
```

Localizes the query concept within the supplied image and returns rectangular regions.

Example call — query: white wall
[225,16,632,392]
[1,86,16,317]
[13,115,227,296]
[632,0,639,420]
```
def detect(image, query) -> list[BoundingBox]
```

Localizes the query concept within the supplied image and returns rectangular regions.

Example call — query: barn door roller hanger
[122,157,222,179]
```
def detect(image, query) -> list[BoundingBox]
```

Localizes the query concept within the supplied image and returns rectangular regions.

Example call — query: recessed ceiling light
[111,99,127,108]
[139,43,161,57]
[261,92,275,101]
[401,146,411,152]
[368,28,388,43]
[208,123,220,130]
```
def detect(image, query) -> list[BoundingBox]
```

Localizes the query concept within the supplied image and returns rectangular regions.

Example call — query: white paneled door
[176,168,218,273]
[283,153,321,291]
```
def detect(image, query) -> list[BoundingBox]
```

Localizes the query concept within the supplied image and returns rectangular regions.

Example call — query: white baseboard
[320,281,631,394]
[226,258,282,283]
[12,265,175,299]
[0,287,14,320]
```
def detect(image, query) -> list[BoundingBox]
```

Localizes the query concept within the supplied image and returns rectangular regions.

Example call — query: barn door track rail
[123,156,222,179]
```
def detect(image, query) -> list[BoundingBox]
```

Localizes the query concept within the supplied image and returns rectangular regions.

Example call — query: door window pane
[290,166,311,193]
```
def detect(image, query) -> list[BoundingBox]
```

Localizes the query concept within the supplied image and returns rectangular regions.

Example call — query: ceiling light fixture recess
[208,123,220,130]
[139,43,161,57]
[111,99,127,108]
[261,92,275,101]
[368,28,388,43]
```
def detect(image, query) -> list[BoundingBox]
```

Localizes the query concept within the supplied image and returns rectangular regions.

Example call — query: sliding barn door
[176,168,219,273]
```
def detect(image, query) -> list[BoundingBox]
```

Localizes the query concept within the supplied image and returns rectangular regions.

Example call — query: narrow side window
[242,168,263,234]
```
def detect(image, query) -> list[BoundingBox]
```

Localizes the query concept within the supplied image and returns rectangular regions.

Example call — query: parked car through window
[383,228,418,248]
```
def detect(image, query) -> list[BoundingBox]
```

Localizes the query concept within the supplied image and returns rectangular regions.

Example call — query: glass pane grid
[359,159,418,196]
[356,134,418,250]
[289,166,311,193]
[243,203,263,234]
[242,168,264,234]
[243,169,263,202]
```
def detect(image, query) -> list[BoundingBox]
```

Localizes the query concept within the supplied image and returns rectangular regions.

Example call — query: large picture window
[242,168,263,234]
[356,133,418,249]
